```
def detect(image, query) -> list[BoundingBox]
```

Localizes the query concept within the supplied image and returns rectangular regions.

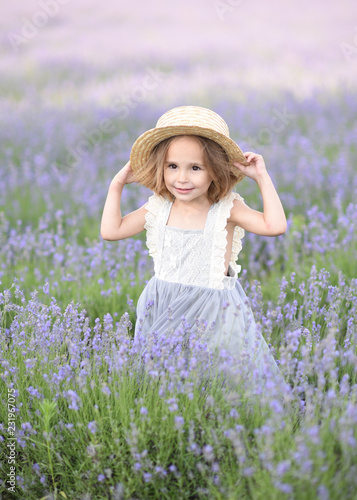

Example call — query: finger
[244,152,261,159]
[245,154,258,163]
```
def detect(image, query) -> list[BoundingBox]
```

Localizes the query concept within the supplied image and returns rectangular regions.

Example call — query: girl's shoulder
[219,191,246,228]
[145,193,167,208]
[144,193,171,220]
[217,191,245,209]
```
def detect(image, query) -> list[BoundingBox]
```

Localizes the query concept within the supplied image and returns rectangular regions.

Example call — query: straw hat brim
[129,125,248,184]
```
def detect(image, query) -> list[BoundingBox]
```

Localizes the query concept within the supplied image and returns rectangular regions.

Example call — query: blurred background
[1,0,356,109]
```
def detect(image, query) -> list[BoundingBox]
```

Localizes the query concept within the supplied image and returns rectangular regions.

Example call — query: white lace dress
[134,191,284,390]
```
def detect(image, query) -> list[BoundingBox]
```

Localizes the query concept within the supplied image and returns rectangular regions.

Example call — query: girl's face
[163,136,213,204]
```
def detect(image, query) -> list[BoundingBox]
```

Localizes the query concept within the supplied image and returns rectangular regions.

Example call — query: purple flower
[174,415,184,429]
[274,481,293,494]
[88,421,97,434]
[32,463,41,475]
[101,384,111,396]
[230,408,239,419]
[276,460,291,476]
[154,466,167,478]
[242,466,255,477]
[202,444,214,462]
[21,422,33,432]
[26,386,43,400]
[64,390,81,411]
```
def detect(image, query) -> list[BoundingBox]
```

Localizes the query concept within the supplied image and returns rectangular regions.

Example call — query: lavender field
[1,1,357,499]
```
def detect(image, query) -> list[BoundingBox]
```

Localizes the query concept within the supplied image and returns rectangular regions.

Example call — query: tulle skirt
[134,276,285,395]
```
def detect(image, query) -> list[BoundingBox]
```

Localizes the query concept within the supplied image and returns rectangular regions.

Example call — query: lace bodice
[144,192,245,290]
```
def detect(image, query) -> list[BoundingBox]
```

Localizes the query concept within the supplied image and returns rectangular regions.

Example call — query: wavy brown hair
[135,135,238,203]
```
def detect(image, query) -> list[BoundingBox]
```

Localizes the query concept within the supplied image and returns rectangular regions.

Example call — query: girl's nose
[177,169,188,182]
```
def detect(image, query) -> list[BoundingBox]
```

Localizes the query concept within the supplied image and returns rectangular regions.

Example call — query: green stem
[39,399,58,496]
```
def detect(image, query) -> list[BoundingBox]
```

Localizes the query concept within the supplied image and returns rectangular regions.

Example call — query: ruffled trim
[209,192,245,289]
[144,194,166,274]
[231,192,245,274]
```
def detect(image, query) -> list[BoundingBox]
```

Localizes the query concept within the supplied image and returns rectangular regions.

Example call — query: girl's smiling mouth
[175,187,194,193]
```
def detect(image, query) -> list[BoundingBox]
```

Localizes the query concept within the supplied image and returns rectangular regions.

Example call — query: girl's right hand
[112,161,138,186]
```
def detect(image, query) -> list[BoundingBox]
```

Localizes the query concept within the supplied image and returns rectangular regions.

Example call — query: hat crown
[156,106,230,137]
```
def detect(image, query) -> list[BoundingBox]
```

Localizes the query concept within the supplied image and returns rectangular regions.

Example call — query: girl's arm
[100,161,147,241]
[228,152,287,237]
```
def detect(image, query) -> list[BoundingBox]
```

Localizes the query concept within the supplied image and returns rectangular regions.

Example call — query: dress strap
[229,192,245,275]
[206,191,245,289]
[144,194,170,275]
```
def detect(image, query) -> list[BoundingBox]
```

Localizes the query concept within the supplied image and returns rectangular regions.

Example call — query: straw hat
[129,105,248,184]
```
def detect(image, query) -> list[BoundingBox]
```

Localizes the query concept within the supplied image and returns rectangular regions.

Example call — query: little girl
[101,106,287,389]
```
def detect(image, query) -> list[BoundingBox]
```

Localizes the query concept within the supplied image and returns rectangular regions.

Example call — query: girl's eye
[167,164,202,171]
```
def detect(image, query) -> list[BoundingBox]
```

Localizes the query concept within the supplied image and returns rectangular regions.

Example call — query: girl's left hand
[233,152,268,182]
